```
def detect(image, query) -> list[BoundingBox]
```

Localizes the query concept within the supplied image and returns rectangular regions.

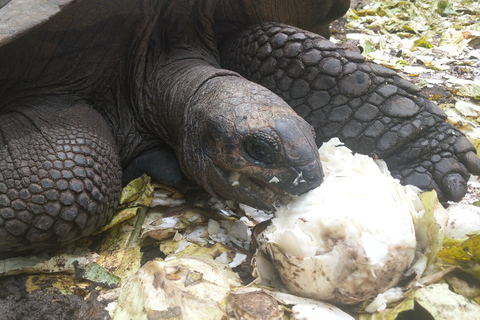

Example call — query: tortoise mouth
[251,178,288,197]
[232,174,296,211]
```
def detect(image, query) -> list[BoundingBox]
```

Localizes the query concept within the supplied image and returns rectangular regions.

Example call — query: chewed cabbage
[259,138,423,304]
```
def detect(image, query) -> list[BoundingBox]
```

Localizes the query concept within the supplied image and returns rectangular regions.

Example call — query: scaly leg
[0,98,122,251]
[220,23,480,201]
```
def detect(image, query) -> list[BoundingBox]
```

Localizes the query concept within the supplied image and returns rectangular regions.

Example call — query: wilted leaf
[119,174,154,207]
[362,40,376,53]
[111,257,243,319]
[354,8,381,17]
[455,84,480,100]
[142,206,209,241]
[473,139,480,157]
[412,36,433,49]
[114,245,143,281]
[26,274,91,295]
[438,29,468,56]
[0,250,99,276]
[160,240,228,260]
[436,0,460,16]
[454,100,480,117]
[416,191,449,271]
[355,282,480,319]
[437,232,480,279]
[444,203,480,239]
[150,184,185,207]
[152,182,184,199]
[267,290,354,320]
[356,294,415,320]
[95,207,139,234]
[227,290,284,320]
[95,214,143,281]
[184,270,203,287]
[413,283,480,319]
[443,269,480,301]
[73,261,120,289]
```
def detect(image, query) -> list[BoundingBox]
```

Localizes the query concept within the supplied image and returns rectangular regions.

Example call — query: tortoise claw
[389,136,475,202]
[460,151,480,176]
[441,173,468,203]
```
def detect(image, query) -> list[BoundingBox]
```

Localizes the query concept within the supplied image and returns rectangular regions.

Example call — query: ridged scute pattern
[220,23,479,201]
[220,23,444,154]
[0,103,122,250]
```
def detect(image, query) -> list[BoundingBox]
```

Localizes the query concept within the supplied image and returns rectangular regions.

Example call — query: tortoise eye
[244,136,277,165]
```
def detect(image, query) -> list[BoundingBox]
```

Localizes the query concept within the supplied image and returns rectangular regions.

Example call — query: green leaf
[73,261,120,289]
[436,0,460,16]
[362,40,375,54]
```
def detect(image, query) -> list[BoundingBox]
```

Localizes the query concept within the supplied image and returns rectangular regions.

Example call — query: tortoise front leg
[0,99,122,251]
[220,23,480,201]
[122,145,191,189]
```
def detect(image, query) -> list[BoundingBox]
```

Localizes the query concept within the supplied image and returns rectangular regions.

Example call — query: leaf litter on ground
[1,1,480,319]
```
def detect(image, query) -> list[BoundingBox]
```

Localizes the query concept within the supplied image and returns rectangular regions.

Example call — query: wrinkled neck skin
[141,1,323,210]
[144,55,234,146]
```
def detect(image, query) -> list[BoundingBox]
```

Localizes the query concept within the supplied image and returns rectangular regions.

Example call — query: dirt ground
[0,275,111,320]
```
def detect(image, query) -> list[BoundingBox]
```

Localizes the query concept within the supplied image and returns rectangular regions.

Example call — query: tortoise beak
[271,117,324,196]
[244,160,323,212]
[286,162,324,196]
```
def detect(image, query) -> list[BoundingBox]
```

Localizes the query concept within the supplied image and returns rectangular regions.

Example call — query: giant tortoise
[0,0,479,251]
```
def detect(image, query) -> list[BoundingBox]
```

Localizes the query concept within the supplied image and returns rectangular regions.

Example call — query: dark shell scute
[381,96,420,118]
[338,71,371,97]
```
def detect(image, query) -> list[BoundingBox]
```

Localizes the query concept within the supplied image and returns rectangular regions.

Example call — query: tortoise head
[179,75,323,211]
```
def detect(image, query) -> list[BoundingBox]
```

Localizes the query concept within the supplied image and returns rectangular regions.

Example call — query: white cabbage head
[258,138,422,304]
